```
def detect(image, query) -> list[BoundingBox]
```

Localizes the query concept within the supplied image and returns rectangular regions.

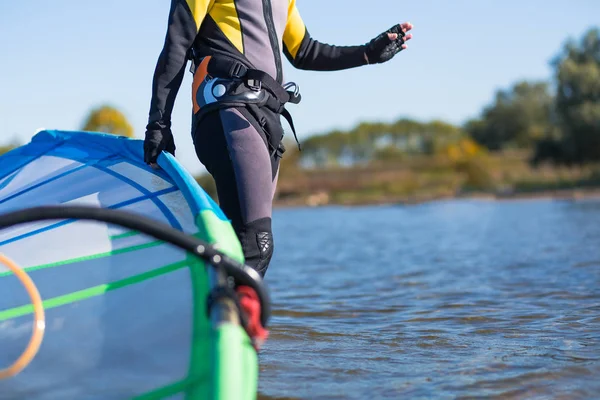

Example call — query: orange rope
[0,253,45,380]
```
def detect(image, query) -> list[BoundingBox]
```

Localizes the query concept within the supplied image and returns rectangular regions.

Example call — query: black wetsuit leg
[193,107,280,277]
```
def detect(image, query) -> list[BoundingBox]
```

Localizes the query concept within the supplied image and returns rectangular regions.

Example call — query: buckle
[247,79,262,92]
[283,82,301,104]
[230,63,246,79]
[283,82,300,97]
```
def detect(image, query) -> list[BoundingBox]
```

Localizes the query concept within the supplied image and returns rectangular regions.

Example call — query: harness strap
[207,56,301,107]
[197,54,303,151]
[282,108,302,152]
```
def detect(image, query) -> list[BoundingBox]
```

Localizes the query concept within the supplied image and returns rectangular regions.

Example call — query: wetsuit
[145,0,407,276]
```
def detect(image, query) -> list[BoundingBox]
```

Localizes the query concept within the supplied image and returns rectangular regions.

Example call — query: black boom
[0,205,271,327]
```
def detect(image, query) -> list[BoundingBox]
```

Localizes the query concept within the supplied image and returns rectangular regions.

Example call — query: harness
[190,51,302,157]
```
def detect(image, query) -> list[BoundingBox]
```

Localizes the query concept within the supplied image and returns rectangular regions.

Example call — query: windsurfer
[143,0,414,277]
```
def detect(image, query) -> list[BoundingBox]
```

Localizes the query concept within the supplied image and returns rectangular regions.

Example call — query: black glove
[144,128,176,165]
[365,24,406,64]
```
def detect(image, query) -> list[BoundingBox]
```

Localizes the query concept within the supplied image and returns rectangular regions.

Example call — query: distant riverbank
[272,150,600,207]
[273,186,600,208]
[195,149,600,209]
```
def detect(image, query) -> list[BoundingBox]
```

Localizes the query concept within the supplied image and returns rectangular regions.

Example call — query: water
[259,198,600,399]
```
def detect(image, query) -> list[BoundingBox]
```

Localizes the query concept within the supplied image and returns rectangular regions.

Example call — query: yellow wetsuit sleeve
[282,0,307,61]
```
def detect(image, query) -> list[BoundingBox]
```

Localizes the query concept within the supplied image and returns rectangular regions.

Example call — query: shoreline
[273,187,600,209]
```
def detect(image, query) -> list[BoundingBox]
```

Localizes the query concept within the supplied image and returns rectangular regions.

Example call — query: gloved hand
[144,128,176,168]
[365,22,414,64]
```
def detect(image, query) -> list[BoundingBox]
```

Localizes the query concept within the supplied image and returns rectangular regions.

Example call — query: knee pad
[236,217,274,277]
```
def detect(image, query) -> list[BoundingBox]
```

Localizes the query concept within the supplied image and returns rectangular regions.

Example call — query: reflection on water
[259,198,600,399]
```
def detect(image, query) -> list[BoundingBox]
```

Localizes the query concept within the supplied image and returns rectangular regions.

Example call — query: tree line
[293,27,600,169]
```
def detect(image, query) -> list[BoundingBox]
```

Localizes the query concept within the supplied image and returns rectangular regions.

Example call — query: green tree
[0,137,22,156]
[299,118,468,167]
[553,27,600,163]
[81,105,134,138]
[466,81,554,151]
[0,144,17,156]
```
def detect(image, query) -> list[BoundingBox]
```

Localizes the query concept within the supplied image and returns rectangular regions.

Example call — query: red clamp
[236,285,269,351]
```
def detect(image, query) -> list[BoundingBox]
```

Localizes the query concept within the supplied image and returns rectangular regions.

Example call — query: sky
[1,0,598,175]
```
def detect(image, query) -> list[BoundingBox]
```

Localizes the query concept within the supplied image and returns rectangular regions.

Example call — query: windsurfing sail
[0,130,269,399]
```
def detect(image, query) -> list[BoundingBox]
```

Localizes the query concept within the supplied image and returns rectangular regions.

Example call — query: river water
[258,198,600,399]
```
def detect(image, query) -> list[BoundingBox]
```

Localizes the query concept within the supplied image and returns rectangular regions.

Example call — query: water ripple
[260,200,600,399]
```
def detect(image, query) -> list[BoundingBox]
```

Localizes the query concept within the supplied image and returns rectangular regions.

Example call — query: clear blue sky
[1,0,598,175]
